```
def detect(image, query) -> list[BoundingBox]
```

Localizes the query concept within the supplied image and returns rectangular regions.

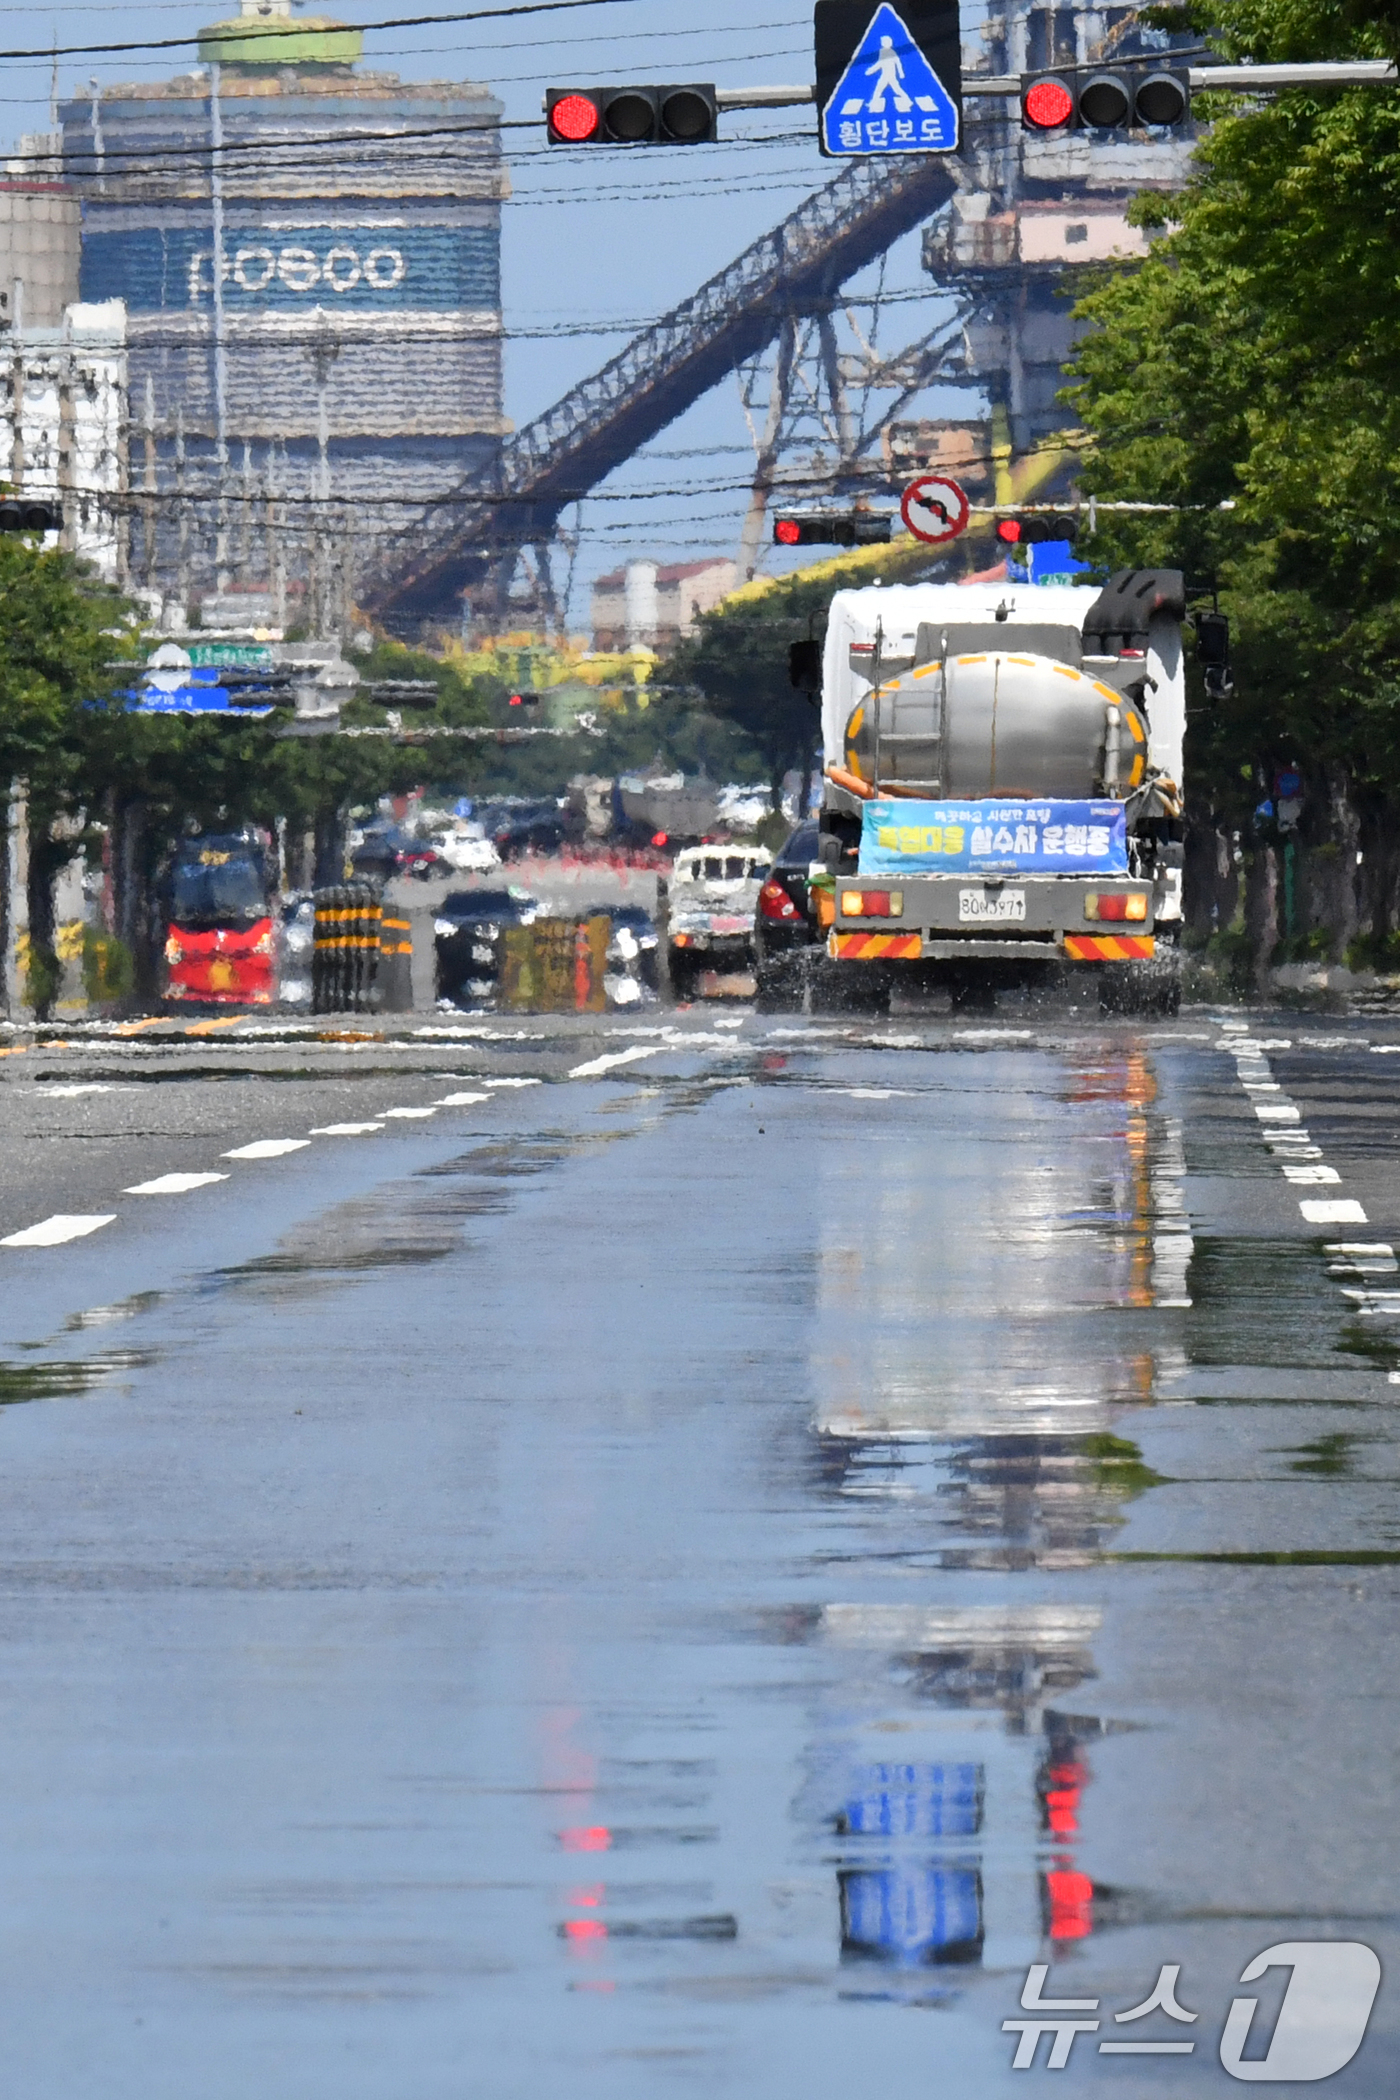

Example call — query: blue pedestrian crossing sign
[820,2,959,156]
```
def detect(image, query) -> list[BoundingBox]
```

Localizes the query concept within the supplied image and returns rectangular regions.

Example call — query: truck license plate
[959,888,1026,923]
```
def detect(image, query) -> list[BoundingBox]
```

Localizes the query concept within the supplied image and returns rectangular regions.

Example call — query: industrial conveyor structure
[365,153,957,627]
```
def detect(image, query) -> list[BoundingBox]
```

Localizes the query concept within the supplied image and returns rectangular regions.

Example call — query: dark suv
[434,887,539,1007]
[753,822,823,1002]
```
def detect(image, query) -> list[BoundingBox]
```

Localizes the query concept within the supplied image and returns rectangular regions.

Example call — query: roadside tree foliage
[661,542,946,814]
[0,537,139,1006]
[1067,0,1400,950]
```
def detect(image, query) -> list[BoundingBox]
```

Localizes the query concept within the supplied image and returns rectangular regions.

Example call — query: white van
[666,845,772,998]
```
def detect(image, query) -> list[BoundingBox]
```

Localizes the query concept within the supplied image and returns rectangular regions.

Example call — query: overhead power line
[0,0,647,64]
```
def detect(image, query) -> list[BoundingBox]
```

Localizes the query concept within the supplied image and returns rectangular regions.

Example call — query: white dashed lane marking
[568,1045,665,1079]
[124,1172,230,1196]
[1217,1026,1368,1227]
[3,1027,756,1250]
[1,1214,117,1248]
[222,1138,313,1161]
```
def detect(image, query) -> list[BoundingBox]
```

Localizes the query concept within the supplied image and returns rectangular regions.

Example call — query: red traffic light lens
[550,93,600,142]
[508,693,523,706]
[1023,77,1074,129]
[775,518,801,546]
[996,519,1023,544]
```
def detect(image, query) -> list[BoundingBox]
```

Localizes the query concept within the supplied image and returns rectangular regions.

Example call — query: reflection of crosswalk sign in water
[820,2,959,155]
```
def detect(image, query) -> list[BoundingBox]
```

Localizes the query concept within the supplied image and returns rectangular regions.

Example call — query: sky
[0,0,990,628]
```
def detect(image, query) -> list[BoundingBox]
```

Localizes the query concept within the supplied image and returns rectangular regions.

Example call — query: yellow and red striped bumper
[1064,933,1156,962]
[830,931,923,961]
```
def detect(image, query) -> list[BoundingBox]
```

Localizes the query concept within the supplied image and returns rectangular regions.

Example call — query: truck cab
[163,829,277,1006]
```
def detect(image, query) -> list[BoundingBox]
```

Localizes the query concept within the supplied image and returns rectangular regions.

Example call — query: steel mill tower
[60,0,508,628]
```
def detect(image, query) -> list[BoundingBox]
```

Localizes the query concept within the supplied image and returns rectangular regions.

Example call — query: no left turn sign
[900,474,970,544]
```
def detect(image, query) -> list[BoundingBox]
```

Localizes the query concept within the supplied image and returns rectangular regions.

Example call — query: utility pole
[209,61,230,590]
[8,277,23,495]
[739,314,799,579]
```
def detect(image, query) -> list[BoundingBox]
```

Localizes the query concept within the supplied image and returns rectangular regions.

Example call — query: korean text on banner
[859,799,1128,876]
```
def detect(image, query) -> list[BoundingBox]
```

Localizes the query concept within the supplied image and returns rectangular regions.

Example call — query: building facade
[591,557,739,653]
[59,0,507,624]
[0,143,81,331]
[0,300,127,581]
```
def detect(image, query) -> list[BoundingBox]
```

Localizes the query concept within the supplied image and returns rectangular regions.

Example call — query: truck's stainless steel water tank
[843,651,1148,799]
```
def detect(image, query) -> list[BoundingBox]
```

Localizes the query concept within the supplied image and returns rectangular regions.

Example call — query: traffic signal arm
[689,58,1395,118]
[366,681,439,710]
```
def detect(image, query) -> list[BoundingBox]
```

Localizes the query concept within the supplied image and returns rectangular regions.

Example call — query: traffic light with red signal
[546,86,718,145]
[774,512,893,548]
[995,514,1078,547]
[1020,65,1189,133]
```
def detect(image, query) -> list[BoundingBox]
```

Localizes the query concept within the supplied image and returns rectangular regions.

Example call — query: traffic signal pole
[708,59,1397,113]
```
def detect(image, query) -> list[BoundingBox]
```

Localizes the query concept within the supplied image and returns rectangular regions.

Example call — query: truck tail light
[841,889,902,918]
[758,877,799,921]
[1084,892,1148,922]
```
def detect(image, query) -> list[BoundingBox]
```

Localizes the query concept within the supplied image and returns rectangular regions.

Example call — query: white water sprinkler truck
[811,568,1190,1014]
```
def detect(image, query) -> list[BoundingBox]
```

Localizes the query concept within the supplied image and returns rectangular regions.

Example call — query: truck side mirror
[788,639,822,693]
[1195,610,1234,700]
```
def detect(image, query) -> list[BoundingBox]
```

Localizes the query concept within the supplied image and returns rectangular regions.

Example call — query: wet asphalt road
[1,1004,1400,2096]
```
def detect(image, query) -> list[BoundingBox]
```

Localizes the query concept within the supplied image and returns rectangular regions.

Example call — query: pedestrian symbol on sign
[821,2,959,155]
[860,36,914,112]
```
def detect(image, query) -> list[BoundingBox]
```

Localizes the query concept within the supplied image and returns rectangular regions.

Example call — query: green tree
[0,537,140,1012]
[661,544,944,813]
[1066,0,1400,950]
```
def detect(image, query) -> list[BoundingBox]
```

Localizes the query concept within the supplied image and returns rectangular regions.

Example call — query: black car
[434,887,539,1007]
[480,800,567,862]
[351,827,448,885]
[753,822,824,999]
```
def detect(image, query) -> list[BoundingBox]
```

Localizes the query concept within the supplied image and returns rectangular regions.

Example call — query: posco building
[60,0,507,624]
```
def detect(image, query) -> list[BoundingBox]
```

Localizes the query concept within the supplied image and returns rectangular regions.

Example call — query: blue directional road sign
[818,1,960,156]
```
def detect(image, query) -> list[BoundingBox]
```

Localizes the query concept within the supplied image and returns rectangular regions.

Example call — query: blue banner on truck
[858,798,1127,876]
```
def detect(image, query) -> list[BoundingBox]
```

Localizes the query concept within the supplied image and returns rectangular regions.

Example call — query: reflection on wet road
[0,1011,1398,2094]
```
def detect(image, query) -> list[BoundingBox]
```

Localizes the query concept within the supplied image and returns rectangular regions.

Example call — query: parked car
[350,827,450,884]
[753,821,824,1002]
[666,844,772,1000]
[397,840,450,882]
[581,901,660,1006]
[479,799,568,862]
[434,887,540,1007]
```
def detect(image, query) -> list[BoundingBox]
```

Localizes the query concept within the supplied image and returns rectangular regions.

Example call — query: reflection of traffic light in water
[1038,1718,1098,1942]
